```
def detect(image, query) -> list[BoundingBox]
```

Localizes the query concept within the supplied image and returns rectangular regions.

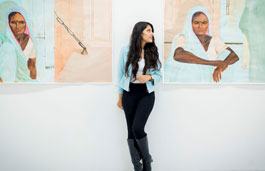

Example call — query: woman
[117,22,162,171]
[0,7,37,83]
[164,6,239,83]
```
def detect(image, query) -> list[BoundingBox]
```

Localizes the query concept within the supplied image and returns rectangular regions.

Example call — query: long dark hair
[125,21,161,79]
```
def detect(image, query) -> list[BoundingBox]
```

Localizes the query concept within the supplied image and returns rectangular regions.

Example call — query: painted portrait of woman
[0,6,37,83]
[164,6,239,83]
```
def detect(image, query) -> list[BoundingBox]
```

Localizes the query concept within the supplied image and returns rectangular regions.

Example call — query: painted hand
[213,61,228,83]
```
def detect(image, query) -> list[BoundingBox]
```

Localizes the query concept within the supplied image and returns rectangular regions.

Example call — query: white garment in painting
[23,38,36,61]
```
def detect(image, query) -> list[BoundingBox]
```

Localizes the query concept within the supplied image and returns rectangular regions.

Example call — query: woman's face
[142,25,153,43]
[9,13,26,35]
[192,13,209,36]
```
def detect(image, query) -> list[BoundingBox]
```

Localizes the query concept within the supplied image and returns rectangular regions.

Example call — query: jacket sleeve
[117,46,128,94]
[150,62,162,85]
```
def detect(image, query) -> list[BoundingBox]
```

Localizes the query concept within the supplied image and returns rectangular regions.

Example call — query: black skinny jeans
[122,83,155,140]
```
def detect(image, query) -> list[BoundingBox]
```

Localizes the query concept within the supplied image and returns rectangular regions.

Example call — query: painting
[164,0,264,83]
[54,0,112,83]
[0,0,54,83]
[0,0,112,83]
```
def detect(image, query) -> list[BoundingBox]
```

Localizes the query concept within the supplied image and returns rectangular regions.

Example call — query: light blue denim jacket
[117,45,162,94]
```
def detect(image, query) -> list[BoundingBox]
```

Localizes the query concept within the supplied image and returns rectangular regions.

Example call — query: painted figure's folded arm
[28,58,37,79]
[173,47,206,64]
[174,47,214,66]
[224,47,239,65]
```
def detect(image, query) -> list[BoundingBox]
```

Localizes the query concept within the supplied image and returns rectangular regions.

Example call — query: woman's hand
[117,94,123,110]
[136,75,152,83]
[216,61,228,70]
[213,67,222,82]
[213,61,228,82]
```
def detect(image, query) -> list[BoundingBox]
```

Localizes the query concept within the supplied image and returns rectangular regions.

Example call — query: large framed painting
[54,0,112,83]
[0,0,112,83]
[0,0,54,83]
[164,0,265,83]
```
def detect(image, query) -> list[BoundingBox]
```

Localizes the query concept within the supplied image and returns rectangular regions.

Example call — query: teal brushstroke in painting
[239,0,265,82]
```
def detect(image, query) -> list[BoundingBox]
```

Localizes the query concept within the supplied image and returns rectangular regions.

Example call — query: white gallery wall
[1,0,265,171]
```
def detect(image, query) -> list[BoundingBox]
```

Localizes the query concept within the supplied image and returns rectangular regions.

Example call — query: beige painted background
[55,0,112,83]
[164,0,221,62]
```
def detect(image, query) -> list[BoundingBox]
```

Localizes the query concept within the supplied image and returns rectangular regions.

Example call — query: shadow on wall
[0,84,88,95]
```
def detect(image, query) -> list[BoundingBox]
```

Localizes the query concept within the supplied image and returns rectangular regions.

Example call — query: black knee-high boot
[127,139,143,171]
[136,136,153,171]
